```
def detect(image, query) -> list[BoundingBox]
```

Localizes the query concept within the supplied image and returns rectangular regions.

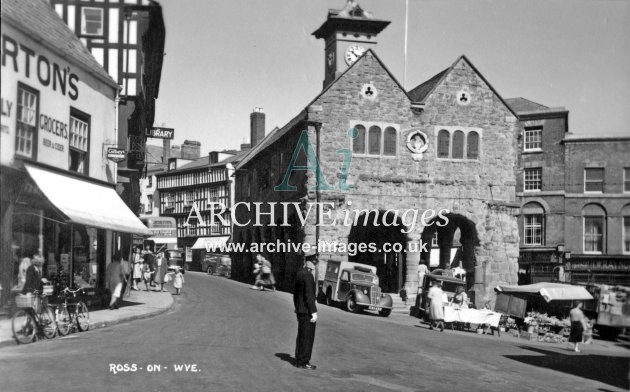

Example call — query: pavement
[0,286,174,348]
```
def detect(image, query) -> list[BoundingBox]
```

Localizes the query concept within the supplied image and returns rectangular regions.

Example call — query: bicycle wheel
[56,307,71,336]
[12,309,36,344]
[76,301,90,332]
[40,306,57,339]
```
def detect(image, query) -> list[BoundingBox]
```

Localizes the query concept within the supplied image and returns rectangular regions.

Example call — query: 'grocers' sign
[146,127,174,139]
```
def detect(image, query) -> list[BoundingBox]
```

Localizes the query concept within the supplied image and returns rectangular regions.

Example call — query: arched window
[368,126,381,155]
[437,130,450,158]
[452,130,465,159]
[582,204,606,253]
[622,204,630,254]
[522,202,545,246]
[383,127,397,156]
[467,131,479,160]
[352,124,365,154]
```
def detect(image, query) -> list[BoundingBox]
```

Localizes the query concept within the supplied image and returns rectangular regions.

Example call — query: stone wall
[232,53,521,305]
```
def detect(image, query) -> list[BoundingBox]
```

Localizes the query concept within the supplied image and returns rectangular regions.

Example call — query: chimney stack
[208,151,219,164]
[250,108,265,147]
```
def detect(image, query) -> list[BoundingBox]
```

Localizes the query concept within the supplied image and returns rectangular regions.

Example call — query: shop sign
[107,148,127,163]
[145,127,174,139]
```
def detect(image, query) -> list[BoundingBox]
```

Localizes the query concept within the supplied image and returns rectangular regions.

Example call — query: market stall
[444,305,502,327]
[494,282,594,341]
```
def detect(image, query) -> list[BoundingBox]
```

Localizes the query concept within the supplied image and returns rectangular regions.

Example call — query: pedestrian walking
[171,267,185,295]
[105,252,125,309]
[141,258,153,291]
[120,253,131,297]
[132,247,143,290]
[293,254,318,370]
[251,254,276,291]
[427,281,445,331]
[569,302,587,352]
[154,252,168,292]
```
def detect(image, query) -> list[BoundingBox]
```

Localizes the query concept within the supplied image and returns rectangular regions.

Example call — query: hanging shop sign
[145,127,174,139]
[106,147,127,163]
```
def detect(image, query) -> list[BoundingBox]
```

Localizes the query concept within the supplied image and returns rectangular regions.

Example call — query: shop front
[1,163,150,311]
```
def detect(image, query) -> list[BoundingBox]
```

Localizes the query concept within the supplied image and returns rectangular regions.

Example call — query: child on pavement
[172,267,184,295]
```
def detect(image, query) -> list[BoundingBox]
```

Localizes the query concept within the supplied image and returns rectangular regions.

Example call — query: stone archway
[420,213,479,290]
[347,210,408,293]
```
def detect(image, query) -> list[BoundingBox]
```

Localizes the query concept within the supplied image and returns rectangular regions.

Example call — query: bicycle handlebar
[62,287,85,295]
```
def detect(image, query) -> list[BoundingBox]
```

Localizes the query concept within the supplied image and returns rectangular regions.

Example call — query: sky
[150,0,630,152]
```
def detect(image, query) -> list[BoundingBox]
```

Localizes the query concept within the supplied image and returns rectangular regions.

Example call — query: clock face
[345,45,366,65]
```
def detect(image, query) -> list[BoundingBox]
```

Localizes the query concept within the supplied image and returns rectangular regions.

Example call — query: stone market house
[231,2,520,306]
[0,0,150,310]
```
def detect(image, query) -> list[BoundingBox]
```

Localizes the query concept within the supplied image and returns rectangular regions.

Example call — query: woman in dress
[153,252,168,292]
[132,247,143,290]
[427,281,445,331]
[569,302,587,352]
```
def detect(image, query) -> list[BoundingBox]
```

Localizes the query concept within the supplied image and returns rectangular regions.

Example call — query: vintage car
[319,260,393,317]
[202,253,231,278]
[410,271,467,320]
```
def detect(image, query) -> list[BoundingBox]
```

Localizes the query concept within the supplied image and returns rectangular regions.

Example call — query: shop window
[368,126,381,155]
[523,127,542,151]
[80,7,104,36]
[467,131,479,160]
[352,124,366,154]
[582,204,606,254]
[383,127,397,156]
[69,110,90,175]
[524,168,542,191]
[147,195,153,214]
[437,130,450,158]
[624,168,629,193]
[15,84,39,159]
[584,168,604,193]
[452,130,465,159]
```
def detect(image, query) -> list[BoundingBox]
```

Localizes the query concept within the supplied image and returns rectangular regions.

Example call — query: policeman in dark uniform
[293,253,318,370]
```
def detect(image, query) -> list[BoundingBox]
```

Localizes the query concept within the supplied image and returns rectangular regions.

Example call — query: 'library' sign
[146,127,174,139]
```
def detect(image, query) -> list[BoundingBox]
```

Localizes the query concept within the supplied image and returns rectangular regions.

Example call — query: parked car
[410,271,467,321]
[202,253,231,278]
[319,260,393,317]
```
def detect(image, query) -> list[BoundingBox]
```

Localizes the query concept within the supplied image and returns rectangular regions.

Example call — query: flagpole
[403,0,409,90]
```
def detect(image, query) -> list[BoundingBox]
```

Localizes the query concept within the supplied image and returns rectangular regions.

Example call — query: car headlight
[363,289,368,295]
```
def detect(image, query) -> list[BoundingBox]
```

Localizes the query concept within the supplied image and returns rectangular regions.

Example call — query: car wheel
[346,295,359,313]
[379,308,392,317]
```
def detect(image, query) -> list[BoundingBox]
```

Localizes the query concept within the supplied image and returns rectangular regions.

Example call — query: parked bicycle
[54,287,90,336]
[12,288,57,344]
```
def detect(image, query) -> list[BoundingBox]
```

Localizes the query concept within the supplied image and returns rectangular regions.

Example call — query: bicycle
[54,287,90,336]
[12,289,57,344]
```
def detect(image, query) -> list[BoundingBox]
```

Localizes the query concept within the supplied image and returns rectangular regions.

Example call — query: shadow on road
[505,346,629,390]
[275,353,295,366]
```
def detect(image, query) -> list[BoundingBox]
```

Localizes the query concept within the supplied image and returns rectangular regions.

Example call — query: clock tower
[313,1,390,89]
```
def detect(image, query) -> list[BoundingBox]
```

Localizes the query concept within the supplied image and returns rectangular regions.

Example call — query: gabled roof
[407,55,517,118]
[1,0,118,88]
[407,68,449,103]
[236,49,409,170]
[504,97,549,114]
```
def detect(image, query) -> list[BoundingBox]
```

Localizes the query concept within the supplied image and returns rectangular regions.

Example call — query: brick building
[512,98,630,285]
[231,2,520,306]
